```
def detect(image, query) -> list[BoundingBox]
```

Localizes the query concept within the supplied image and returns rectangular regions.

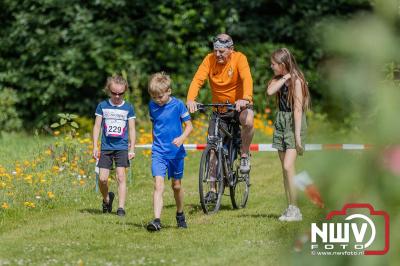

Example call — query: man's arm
[236,54,253,111]
[128,118,136,159]
[187,55,211,113]
[237,54,253,101]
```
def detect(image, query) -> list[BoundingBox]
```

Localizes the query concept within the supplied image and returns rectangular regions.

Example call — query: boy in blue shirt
[146,72,193,231]
[92,75,136,217]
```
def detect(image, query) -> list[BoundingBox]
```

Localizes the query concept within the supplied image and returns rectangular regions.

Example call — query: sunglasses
[110,91,125,96]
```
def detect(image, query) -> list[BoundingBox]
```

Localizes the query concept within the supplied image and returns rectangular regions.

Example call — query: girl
[266,48,310,222]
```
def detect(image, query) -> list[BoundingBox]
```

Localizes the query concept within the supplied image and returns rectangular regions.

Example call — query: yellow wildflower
[15,167,22,176]
[24,175,33,184]
[24,201,35,208]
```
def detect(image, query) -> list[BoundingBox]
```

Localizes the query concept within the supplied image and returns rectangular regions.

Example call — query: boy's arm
[172,120,193,147]
[128,118,136,159]
[92,115,102,159]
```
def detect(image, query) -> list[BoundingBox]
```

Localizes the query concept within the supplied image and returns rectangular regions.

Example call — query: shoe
[176,213,187,229]
[147,219,162,232]
[102,201,108,213]
[285,205,303,222]
[279,205,302,222]
[102,191,115,213]
[204,191,217,204]
[278,206,290,221]
[240,156,251,173]
[116,208,126,217]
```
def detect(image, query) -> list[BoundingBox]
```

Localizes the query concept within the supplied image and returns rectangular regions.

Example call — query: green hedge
[0,0,371,128]
[0,88,22,133]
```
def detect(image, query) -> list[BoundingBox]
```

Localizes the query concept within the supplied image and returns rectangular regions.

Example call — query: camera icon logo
[311,203,390,255]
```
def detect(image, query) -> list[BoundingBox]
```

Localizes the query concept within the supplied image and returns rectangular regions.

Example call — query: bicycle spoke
[199,146,224,214]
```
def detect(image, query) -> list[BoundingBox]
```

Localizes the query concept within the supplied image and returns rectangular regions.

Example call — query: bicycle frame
[197,103,251,213]
[199,104,241,184]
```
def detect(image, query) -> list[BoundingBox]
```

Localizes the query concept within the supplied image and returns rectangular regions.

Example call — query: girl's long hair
[270,48,310,111]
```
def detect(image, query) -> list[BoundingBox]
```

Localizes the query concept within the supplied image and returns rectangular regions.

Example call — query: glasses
[110,91,125,96]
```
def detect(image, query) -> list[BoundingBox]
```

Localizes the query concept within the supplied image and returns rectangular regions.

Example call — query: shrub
[0,88,22,133]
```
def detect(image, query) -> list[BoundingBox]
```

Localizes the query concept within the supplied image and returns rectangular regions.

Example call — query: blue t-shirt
[149,97,191,159]
[95,100,136,150]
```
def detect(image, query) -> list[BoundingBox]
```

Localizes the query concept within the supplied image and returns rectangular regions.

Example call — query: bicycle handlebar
[196,103,235,111]
[196,103,253,112]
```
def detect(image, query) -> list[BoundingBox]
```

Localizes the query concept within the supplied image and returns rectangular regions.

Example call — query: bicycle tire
[199,145,224,214]
[230,157,250,209]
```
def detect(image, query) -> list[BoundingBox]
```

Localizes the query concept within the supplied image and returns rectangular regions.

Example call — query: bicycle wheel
[199,146,224,214]
[230,157,250,209]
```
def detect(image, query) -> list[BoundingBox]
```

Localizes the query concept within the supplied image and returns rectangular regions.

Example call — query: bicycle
[197,103,250,214]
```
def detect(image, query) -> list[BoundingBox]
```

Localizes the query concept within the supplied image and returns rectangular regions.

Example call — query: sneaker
[204,191,217,204]
[102,191,115,213]
[147,219,162,232]
[116,208,126,217]
[102,201,108,213]
[176,213,187,229]
[240,156,251,173]
[278,206,291,221]
[279,205,303,222]
[285,205,303,222]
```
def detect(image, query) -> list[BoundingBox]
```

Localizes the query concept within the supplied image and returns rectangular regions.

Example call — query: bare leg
[116,167,126,209]
[153,176,165,219]
[282,149,298,205]
[278,151,290,206]
[171,179,184,213]
[239,109,254,156]
[99,168,110,202]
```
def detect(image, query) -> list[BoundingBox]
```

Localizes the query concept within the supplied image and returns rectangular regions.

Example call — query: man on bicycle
[186,33,254,174]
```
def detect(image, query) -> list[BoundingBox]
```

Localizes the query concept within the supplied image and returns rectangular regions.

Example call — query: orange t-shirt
[187,51,253,104]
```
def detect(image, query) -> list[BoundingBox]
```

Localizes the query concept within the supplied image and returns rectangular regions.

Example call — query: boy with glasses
[92,75,136,217]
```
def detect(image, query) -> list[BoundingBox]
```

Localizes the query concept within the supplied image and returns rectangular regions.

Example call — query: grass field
[0,128,398,265]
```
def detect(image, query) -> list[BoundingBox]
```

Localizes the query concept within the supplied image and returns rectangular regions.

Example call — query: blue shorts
[151,156,184,180]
